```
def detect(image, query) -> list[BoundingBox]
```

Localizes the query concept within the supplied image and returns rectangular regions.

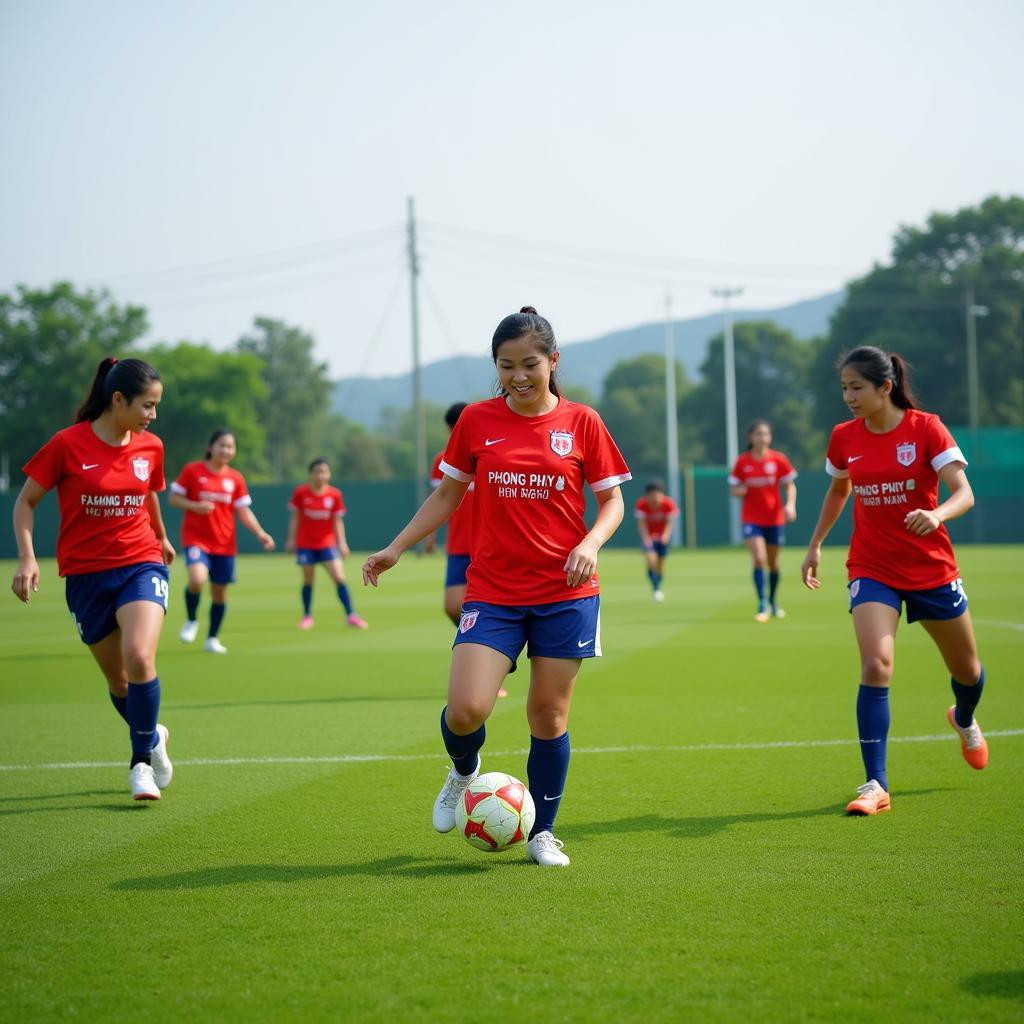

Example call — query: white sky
[2,0,1022,378]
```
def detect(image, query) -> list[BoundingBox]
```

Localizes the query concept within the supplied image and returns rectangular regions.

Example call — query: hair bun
[520,305,538,315]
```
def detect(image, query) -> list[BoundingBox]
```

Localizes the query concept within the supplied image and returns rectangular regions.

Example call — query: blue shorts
[453,596,601,670]
[445,553,471,588]
[65,562,169,646]
[743,523,785,545]
[645,540,669,559]
[297,546,340,565]
[185,546,236,584]
[849,576,968,623]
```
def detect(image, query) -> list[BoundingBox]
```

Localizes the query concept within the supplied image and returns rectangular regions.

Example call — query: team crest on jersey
[131,457,150,481]
[223,478,235,493]
[850,579,861,599]
[896,443,917,467]
[549,430,574,458]
[763,461,777,474]
[458,609,479,634]
[324,497,334,509]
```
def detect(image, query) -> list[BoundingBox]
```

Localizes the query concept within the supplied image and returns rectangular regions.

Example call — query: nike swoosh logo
[577,639,593,647]
[82,463,100,470]
[543,793,563,801]
[484,438,505,446]
[848,456,864,463]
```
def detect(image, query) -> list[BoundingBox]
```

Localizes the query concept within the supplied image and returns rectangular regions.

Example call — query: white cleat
[432,758,479,833]
[653,589,665,603]
[526,830,570,867]
[771,606,786,619]
[180,620,199,644]
[204,637,228,654]
[151,724,173,789]
[130,762,161,801]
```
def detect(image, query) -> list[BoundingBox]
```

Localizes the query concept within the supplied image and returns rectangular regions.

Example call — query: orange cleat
[947,706,988,770]
[845,780,891,816]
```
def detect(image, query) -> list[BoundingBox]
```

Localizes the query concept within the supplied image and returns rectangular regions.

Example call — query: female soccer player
[800,346,988,816]
[363,307,631,867]
[728,420,797,621]
[11,357,176,801]
[170,429,275,654]
[634,478,679,601]
[284,458,368,630]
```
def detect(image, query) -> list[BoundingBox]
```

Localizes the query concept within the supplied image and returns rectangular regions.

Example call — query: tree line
[2,196,1021,488]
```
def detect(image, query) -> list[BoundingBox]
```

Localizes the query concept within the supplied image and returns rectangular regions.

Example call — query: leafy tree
[377,402,450,478]
[315,414,394,480]
[0,282,147,477]
[237,317,332,482]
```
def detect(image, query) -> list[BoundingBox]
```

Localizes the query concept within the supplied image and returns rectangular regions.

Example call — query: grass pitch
[1,546,1022,1023]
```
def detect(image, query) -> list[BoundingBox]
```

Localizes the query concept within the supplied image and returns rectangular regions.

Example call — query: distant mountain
[331,291,843,428]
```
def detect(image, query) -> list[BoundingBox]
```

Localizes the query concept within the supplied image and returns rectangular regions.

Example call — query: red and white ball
[455,772,536,852]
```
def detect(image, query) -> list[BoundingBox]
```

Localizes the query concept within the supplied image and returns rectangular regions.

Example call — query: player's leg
[87,629,130,722]
[324,556,366,628]
[299,562,315,628]
[181,558,208,643]
[205,568,230,652]
[745,533,769,620]
[766,542,783,617]
[644,545,660,594]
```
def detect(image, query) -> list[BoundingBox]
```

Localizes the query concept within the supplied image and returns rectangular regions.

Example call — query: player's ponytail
[887,353,919,410]
[205,428,236,460]
[839,346,919,410]
[490,306,562,399]
[76,357,161,423]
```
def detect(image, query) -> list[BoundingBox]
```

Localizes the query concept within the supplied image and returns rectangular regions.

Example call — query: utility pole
[407,196,426,511]
[664,290,682,546]
[712,286,743,545]
[964,282,988,543]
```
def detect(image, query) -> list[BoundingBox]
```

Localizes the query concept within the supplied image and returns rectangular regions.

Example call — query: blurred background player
[728,419,797,621]
[634,478,679,601]
[284,457,367,630]
[170,429,275,654]
[11,357,175,801]
[801,346,988,816]
[363,307,631,867]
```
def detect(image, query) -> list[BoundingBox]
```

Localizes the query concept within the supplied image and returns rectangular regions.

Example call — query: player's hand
[260,533,276,552]
[564,540,599,588]
[362,546,399,587]
[785,504,797,524]
[424,536,436,554]
[284,539,295,553]
[193,500,215,515]
[161,538,176,566]
[904,508,941,536]
[11,557,39,604]
[339,542,351,559]
[801,546,821,590]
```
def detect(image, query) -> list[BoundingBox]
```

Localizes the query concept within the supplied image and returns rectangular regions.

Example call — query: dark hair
[746,419,772,450]
[839,346,919,410]
[205,428,236,460]
[308,457,329,472]
[645,478,666,494]
[444,402,469,429]
[491,306,561,398]
[76,357,161,423]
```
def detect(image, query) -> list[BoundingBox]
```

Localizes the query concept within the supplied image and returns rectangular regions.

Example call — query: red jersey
[22,421,166,577]
[440,396,631,605]
[430,452,475,555]
[634,496,680,539]
[289,484,345,549]
[728,449,797,526]
[171,462,251,556]
[825,410,965,590]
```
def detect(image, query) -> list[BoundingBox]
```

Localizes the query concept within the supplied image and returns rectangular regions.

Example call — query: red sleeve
[334,487,346,516]
[174,462,196,495]
[582,410,630,491]
[668,497,680,515]
[825,427,848,477]
[22,432,66,491]
[778,453,796,481]
[728,455,744,483]
[233,471,250,505]
[924,415,964,470]
[440,414,474,480]
[430,453,443,484]
[288,486,302,511]
[150,443,166,492]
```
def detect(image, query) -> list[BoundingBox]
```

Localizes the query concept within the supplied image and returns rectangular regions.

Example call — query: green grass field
[1,547,1022,1023]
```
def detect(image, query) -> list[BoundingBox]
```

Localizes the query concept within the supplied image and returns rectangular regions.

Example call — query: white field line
[974,618,1024,632]
[1,729,1022,773]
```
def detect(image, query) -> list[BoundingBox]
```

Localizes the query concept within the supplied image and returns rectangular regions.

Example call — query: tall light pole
[712,287,743,545]
[407,196,426,511]
[664,290,682,546]
[964,282,988,543]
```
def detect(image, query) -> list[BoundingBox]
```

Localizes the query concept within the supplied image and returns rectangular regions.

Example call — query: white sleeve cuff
[825,458,848,479]
[439,459,472,483]
[931,447,967,472]
[170,482,187,495]
[233,495,253,509]
[590,472,632,493]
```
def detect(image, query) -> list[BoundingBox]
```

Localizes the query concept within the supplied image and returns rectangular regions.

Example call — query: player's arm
[284,509,299,552]
[564,485,625,588]
[168,490,214,515]
[335,514,351,559]
[11,478,47,603]
[783,479,797,523]
[905,463,974,537]
[801,477,851,590]
[362,475,468,586]
[636,516,653,549]
[146,492,175,566]
[237,505,276,551]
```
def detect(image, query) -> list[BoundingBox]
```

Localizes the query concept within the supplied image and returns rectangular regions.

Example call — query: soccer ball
[455,772,536,853]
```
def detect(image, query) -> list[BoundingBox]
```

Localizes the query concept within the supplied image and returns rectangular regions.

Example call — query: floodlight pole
[713,286,743,545]
[664,290,682,546]
[964,282,987,543]
[407,196,426,511]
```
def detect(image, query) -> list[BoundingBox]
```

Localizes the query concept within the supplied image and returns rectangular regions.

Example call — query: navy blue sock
[856,684,890,791]
[439,707,484,776]
[769,570,780,605]
[528,732,571,837]
[185,589,200,621]
[652,571,662,588]
[753,568,766,602]
[127,677,160,756]
[336,583,354,615]
[301,585,313,615]
[952,665,985,728]
[109,691,129,724]
[209,602,226,638]
[647,568,657,589]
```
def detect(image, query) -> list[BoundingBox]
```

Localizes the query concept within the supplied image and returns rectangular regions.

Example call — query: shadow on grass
[571,788,947,839]
[0,798,155,817]
[0,789,122,804]
[112,855,520,890]
[962,970,1024,1002]
[170,694,437,711]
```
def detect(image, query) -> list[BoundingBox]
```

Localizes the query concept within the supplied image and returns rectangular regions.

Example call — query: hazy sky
[2,1,1022,379]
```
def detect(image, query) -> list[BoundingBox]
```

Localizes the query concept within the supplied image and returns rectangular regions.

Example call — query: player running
[728,420,797,621]
[169,429,275,654]
[634,478,679,601]
[284,458,367,630]
[11,357,176,801]
[801,346,988,816]
[363,307,631,867]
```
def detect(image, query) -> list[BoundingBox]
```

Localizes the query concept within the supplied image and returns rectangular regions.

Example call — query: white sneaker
[526,830,570,867]
[151,723,173,788]
[130,762,160,801]
[180,620,199,643]
[653,589,665,602]
[204,637,227,654]
[432,758,479,833]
